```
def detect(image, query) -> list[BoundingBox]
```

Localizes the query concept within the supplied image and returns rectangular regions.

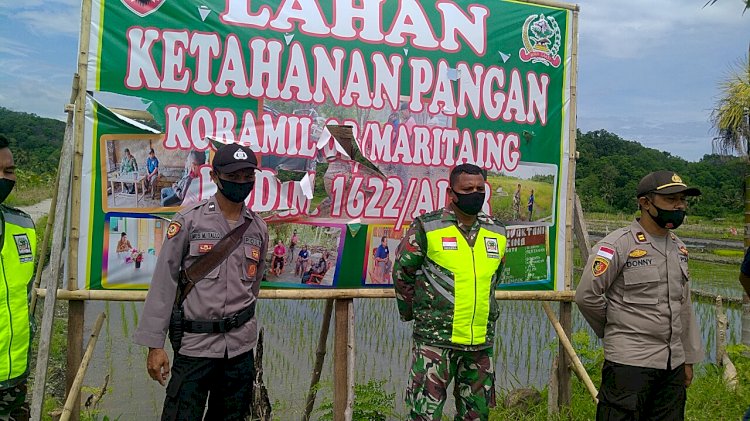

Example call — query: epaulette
[0,205,35,228]
[0,204,33,219]
[484,214,506,228]
[599,226,631,245]
[175,199,209,217]
[417,208,444,222]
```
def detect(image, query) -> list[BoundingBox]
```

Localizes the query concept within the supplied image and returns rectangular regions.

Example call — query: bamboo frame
[64,0,94,417]
[35,288,576,302]
[302,299,334,421]
[557,6,580,409]
[29,106,76,420]
[542,302,598,403]
[60,313,107,421]
[53,2,583,420]
[524,0,580,11]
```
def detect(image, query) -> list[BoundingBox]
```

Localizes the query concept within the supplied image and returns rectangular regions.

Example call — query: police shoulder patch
[167,221,182,239]
[628,249,647,258]
[592,256,609,277]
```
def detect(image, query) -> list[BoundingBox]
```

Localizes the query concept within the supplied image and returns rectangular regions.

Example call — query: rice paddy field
[73,214,746,420]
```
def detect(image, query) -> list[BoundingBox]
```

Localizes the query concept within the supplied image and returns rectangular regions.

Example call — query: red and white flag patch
[442,237,458,250]
[596,246,615,261]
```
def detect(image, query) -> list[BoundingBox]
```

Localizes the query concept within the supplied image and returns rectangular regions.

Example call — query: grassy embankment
[5,169,55,207]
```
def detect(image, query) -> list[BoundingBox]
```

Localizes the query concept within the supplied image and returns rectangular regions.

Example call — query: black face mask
[0,178,15,204]
[451,189,484,215]
[218,179,254,203]
[648,203,686,230]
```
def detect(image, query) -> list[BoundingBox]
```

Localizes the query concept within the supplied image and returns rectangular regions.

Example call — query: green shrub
[316,379,399,421]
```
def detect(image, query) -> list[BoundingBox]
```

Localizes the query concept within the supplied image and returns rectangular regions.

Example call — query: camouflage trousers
[406,342,496,421]
[0,381,29,421]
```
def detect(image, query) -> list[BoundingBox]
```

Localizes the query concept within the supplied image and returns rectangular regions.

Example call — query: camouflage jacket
[393,206,506,351]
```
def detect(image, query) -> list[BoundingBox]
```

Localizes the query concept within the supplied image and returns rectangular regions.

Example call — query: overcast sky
[0,0,748,161]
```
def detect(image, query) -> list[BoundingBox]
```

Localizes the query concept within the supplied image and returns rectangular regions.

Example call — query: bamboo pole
[30,74,79,316]
[558,6,580,409]
[302,299,334,421]
[542,302,598,404]
[59,312,106,421]
[29,114,75,421]
[524,0,580,11]
[35,288,577,302]
[65,0,94,418]
[573,194,591,263]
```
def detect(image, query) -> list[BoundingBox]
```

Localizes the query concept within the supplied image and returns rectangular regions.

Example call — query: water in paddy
[80,298,740,419]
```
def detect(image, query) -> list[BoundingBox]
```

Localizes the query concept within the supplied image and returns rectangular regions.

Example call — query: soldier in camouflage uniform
[393,163,507,421]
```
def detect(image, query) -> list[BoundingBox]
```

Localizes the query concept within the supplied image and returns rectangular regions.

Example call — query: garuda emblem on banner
[122,0,165,17]
[519,14,562,68]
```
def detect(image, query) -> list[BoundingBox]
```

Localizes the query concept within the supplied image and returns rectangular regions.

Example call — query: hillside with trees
[576,129,747,217]
[0,107,64,174]
[0,107,746,217]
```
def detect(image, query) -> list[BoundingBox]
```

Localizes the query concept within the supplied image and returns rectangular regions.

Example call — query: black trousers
[596,360,686,421]
[162,350,255,421]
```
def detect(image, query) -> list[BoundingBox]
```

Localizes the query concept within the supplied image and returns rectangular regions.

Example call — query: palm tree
[704,0,750,14]
[710,52,750,159]
[709,49,750,345]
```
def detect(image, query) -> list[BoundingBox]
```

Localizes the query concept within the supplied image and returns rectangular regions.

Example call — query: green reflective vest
[0,205,36,385]
[423,222,507,347]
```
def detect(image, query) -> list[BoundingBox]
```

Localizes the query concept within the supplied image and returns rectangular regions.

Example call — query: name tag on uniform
[485,237,500,259]
[442,237,458,250]
[625,258,653,268]
[244,237,262,247]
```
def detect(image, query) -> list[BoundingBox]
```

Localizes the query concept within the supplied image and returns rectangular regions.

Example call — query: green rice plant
[316,379,400,421]
[713,249,745,258]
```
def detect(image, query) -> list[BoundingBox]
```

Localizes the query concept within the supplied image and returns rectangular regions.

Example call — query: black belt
[182,302,256,334]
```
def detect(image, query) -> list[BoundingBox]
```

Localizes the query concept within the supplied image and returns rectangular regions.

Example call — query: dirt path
[18,198,52,223]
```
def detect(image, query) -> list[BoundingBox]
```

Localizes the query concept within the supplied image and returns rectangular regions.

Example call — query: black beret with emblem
[636,171,701,197]
[212,143,258,173]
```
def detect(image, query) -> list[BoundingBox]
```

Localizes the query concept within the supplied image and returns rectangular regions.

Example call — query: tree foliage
[0,107,745,218]
[709,53,750,159]
[0,107,64,174]
[576,130,747,217]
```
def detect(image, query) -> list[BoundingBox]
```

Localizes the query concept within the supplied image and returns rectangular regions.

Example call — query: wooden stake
[557,302,573,406]
[333,299,354,421]
[59,312,106,421]
[547,356,559,416]
[66,301,86,421]
[542,302,598,404]
[302,299,334,421]
[717,296,727,363]
[29,114,75,421]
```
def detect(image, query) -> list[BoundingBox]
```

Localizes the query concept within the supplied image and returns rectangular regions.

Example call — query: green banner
[78,0,574,290]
